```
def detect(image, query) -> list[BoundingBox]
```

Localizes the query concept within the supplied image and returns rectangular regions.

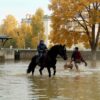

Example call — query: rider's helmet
[40,40,44,44]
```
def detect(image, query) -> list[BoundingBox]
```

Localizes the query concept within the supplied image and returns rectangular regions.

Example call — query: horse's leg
[47,67,51,77]
[53,66,56,76]
[39,66,44,76]
[32,64,37,75]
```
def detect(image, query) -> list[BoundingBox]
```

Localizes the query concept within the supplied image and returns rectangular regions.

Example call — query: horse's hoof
[53,74,55,76]
[49,75,51,77]
[39,70,42,75]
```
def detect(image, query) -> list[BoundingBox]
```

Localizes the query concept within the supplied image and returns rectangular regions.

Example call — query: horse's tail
[27,55,38,74]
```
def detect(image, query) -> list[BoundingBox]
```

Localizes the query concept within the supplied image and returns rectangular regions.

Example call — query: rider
[37,40,47,60]
[71,47,87,70]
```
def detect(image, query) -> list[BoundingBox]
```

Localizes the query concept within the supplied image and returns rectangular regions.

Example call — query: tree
[31,8,45,48]
[49,0,100,60]
[2,15,17,36]
[1,15,18,47]
[18,22,32,48]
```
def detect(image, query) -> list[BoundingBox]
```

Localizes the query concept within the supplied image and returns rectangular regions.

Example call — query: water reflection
[0,60,100,100]
[27,76,60,100]
[27,74,100,100]
[90,60,97,67]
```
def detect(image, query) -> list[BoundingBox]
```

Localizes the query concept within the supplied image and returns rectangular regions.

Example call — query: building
[21,14,32,25]
[43,15,51,46]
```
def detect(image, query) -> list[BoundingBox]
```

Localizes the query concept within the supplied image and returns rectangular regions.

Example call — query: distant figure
[37,40,47,61]
[70,47,87,71]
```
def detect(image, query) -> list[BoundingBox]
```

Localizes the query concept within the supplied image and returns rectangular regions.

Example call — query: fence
[0,49,100,61]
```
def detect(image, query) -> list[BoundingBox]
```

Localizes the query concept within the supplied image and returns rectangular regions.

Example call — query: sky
[0,0,51,23]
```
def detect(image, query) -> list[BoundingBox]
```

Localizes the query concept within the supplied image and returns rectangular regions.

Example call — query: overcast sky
[0,0,51,23]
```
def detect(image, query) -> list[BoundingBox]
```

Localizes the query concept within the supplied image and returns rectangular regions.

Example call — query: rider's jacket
[71,51,83,61]
[37,43,47,57]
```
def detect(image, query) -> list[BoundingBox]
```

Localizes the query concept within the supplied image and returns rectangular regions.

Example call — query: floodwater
[0,60,100,100]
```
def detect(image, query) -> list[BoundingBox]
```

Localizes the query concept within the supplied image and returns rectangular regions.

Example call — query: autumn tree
[1,15,18,47]
[1,15,17,36]
[49,0,100,60]
[31,8,45,48]
[17,22,32,48]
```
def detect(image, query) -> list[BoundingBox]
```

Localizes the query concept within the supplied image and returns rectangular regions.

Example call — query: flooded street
[0,60,100,100]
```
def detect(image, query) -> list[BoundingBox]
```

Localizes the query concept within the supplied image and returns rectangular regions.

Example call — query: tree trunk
[91,49,96,61]
[91,49,97,67]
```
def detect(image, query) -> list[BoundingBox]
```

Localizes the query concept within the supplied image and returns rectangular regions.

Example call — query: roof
[0,35,12,46]
[0,35,12,40]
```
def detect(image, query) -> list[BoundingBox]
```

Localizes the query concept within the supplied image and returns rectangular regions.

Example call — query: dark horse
[27,44,67,77]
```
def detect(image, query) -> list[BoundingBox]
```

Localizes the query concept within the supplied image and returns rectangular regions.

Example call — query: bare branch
[79,13,90,34]
[97,3,100,8]
[73,16,92,48]
[95,24,100,48]
[93,3,95,9]
[73,17,86,30]
[85,6,90,13]
[91,24,95,48]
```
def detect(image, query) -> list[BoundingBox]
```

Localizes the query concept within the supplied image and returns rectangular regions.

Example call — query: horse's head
[58,45,67,60]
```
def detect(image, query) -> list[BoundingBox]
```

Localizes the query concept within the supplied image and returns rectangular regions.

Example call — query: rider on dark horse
[27,44,67,77]
[37,40,47,63]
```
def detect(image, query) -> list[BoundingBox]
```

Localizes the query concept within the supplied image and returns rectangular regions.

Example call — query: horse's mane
[47,45,61,55]
[49,44,60,51]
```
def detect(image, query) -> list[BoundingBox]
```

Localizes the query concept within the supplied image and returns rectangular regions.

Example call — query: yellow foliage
[30,8,46,48]
[32,36,39,48]
[49,0,100,49]
[20,22,32,37]
[16,34,25,48]
[0,8,45,48]
[2,15,17,36]
[31,8,44,36]
[15,22,32,48]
